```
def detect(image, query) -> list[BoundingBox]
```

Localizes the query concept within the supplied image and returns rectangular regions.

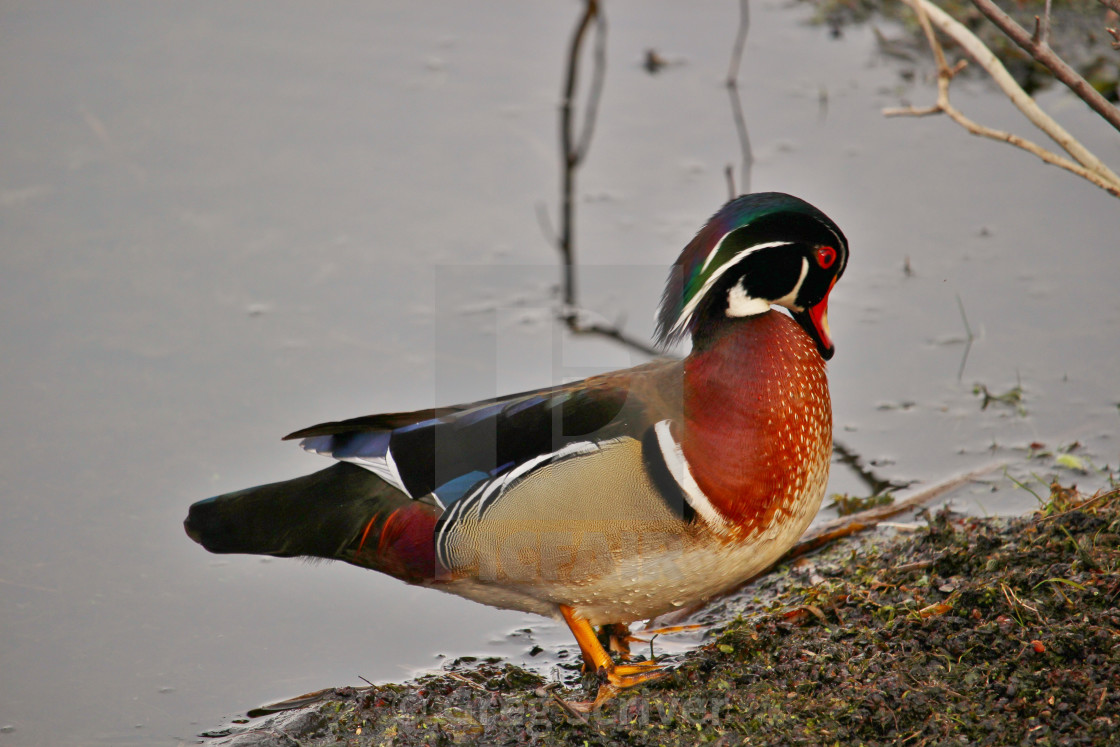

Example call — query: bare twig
[647,462,1005,627]
[1000,581,1044,623]
[1031,0,1052,47]
[955,293,975,382]
[726,84,754,196]
[550,2,660,358]
[558,0,601,309]
[574,8,607,163]
[446,672,487,691]
[796,462,1004,555]
[563,310,662,356]
[1100,0,1120,48]
[726,0,751,85]
[537,683,592,723]
[929,0,1116,179]
[968,0,1120,134]
[884,0,1120,199]
[833,440,911,496]
[725,0,753,194]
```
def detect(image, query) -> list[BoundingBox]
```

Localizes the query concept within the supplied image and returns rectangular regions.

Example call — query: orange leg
[559,605,668,691]
[603,622,632,660]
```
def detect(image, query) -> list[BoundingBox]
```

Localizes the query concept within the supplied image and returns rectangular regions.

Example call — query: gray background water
[2,1,1118,744]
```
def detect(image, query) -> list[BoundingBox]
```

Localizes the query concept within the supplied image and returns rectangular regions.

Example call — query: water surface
[1,1,1117,744]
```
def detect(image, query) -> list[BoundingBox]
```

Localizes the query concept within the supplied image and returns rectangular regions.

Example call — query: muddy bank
[203,482,1120,745]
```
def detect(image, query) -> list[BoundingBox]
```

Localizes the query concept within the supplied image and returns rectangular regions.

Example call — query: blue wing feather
[329,430,391,460]
[286,379,638,507]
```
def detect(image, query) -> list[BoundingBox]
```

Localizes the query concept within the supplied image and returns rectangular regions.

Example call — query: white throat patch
[668,240,794,339]
[726,283,771,318]
[725,255,809,318]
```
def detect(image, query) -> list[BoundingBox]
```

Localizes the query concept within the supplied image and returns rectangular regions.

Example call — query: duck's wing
[284,358,683,510]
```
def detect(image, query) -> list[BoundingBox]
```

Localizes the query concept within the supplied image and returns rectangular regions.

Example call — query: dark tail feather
[184,463,439,581]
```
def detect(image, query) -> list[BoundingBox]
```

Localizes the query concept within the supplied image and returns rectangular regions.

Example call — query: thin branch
[833,439,911,496]
[890,103,942,117]
[955,292,975,382]
[886,98,1120,198]
[969,0,1120,134]
[725,0,753,194]
[551,1,657,359]
[884,0,1120,199]
[1031,0,1052,47]
[726,83,753,196]
[574,10,607,162]
[792,462,1004,557]
[558,0,601,308]
[928,0,1119,180]
[647,462,1005,627]
[1101,0,1120,49]
[565,315,662,357]
[534,201,556,247]
[726,0,750,85]
[559,0,599,171]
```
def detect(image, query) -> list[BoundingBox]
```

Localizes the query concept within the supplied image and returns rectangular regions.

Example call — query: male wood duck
[185,191,848,693]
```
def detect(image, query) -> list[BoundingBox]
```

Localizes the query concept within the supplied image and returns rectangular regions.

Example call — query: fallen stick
[645,461,1004,627]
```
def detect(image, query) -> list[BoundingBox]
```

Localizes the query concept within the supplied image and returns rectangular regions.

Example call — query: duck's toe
[608,658,667,683]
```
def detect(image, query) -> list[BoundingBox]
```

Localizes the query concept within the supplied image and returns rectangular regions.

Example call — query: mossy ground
[208,482,1120,746]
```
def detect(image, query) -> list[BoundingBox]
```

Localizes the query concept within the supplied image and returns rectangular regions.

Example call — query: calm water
[2,1,1117,744]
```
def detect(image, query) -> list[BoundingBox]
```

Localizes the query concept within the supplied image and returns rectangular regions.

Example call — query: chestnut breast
[681,310,831,536]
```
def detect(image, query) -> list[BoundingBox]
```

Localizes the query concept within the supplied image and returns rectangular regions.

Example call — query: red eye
[816,245,837,269]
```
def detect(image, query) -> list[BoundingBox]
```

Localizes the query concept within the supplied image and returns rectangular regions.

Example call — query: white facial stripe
[770,256,810,312]
[653,420,732,535]
[702,224,844,280]
[671,240,794,338]
[698,228,739,274]
[726,283,771,318]
[724,252,810,319]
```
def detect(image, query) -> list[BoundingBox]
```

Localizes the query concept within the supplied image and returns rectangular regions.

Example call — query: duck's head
[656,192,849,360]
